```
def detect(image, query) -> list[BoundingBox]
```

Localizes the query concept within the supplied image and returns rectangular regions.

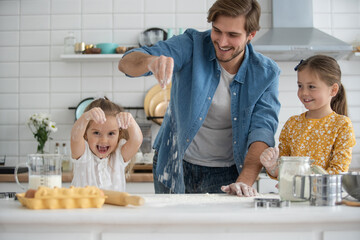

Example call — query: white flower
[47,121,58,132]
[27,113,57,153]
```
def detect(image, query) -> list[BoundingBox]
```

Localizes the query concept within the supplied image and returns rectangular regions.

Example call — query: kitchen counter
[0,172,74,183]
[0,194,359,240]
[0,172,153,183]
[0,164,153,183]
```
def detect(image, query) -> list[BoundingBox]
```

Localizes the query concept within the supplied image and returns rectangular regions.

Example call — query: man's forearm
[236,141,268,186]
[118,52,153,77]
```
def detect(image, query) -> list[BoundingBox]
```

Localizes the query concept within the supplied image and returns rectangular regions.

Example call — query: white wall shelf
[60,54,123,61]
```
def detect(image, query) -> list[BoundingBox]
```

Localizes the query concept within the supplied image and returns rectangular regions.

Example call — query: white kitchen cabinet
[323,231,360,240]
[101,232,313,240]
[101,232,317,240]
[1,194,359,240]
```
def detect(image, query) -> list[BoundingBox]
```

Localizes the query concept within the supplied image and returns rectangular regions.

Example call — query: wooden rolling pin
[340,200,360,207]
[102,190,145,206]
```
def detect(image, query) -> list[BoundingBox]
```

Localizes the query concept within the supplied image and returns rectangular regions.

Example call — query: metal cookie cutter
[0,192,16,200]
[254,198,290,208]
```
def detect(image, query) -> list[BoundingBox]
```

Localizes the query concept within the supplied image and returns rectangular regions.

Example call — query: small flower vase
[35,125,48,154]
[36,141,46,154]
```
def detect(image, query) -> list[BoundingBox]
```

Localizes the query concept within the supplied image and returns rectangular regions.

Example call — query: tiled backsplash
[0,0,359,168]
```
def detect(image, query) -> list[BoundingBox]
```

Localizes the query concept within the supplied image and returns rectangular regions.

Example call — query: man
[118,0,280,196]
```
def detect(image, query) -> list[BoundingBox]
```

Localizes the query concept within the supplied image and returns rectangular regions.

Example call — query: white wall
[0,0,359,168]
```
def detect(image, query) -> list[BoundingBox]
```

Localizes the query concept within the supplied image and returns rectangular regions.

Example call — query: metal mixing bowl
[341,172,360,201]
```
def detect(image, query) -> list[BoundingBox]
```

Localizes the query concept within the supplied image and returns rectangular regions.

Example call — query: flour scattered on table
[143,194,267,207]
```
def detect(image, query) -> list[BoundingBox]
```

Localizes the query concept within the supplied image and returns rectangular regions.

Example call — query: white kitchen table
[0,194,359,240]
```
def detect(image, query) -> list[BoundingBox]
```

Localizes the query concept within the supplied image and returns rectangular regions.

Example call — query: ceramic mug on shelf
[15,154,62,190]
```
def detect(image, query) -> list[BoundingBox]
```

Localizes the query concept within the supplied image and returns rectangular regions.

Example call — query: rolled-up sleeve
[247,70,281,149]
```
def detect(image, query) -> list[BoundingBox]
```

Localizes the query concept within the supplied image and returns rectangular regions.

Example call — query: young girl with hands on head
[260,55,356,178]
[70,97,143,191]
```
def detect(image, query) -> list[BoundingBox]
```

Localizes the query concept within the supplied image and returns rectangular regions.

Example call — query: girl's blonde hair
[84,97,135,176]
[296,55,348,116]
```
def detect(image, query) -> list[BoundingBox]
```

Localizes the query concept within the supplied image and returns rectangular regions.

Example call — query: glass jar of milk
[278,156,311,201]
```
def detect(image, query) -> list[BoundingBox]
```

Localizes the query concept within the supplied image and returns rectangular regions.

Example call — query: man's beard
[216,47,244,63]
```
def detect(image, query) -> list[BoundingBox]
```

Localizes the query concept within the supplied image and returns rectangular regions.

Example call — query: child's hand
[84,107,106,124]
[260,147,279,171]
[116,112,133,129]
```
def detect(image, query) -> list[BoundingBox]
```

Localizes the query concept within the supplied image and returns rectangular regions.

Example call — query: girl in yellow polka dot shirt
[260,55,356,178]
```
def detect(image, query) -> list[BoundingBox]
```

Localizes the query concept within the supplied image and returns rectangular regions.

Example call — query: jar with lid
[278,156,311,201]
[64,32,76,54]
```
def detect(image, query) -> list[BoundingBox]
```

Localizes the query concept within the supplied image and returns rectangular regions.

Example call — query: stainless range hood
[252,0,352,61]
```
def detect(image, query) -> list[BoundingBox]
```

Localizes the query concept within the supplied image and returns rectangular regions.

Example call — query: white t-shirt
[71,139,129,191]
[184,64,235,167]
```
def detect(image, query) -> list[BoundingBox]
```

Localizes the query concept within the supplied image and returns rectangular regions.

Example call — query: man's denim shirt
[124,29,281,193]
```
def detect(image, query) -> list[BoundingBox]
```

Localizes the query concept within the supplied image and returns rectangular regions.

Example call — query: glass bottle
[278,156,311,201]
[64,32,76,54]
[61,143,72,172]
[54,142,60,154]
